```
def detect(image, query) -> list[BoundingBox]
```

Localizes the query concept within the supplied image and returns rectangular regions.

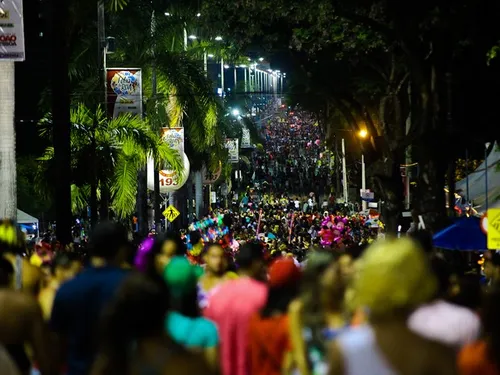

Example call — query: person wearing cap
[163,257,219,372]
[204,242,268,375]
[248,257,301,375]
[50,222,131,375]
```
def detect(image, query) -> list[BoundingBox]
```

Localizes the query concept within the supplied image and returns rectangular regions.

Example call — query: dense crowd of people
[1,217,500,375]
[2,104,499,375]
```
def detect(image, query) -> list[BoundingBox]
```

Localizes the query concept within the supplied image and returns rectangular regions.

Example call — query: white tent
[455,143,500,213]
[17,209,39,225]
[17,209,39,239]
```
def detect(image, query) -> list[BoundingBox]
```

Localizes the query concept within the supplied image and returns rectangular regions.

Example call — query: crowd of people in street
[1,107,499,375]
[1,218,500,375]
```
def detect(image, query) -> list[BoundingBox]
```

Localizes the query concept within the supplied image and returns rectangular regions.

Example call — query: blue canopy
[433,216,487,251]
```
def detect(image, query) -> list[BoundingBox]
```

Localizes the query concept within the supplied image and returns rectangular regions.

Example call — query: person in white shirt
[408,254,481,349]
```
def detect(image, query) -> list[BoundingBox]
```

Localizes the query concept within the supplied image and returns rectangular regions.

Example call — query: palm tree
[36,104,182,221]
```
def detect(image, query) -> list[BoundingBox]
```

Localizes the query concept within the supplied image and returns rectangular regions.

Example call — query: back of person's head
[0,257,14,287]
[236,242,264,270]
[354,237,437,319]
[429,254,452,298]
[409,230,434,254]
[89,221,129,261]
[0,219,25,255]
[163,231,186,256]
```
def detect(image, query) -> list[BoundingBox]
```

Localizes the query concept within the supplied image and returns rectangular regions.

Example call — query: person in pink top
[204,242,268,375]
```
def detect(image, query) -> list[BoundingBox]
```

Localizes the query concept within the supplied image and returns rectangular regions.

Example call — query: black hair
[189,231,202,246]
[490,252,500,267]
[429,254,452,298]
[0,258,14,287]
[409,230,434,254]
[50,252,79,275]
[89,221,129,260]
[261,285,299,318]
[145,232,186,277]
[98,272,170,375]
[236,242,264,269]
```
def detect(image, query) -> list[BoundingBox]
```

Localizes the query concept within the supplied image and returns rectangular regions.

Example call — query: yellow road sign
[163,205,180,223]
[487,208,500,250]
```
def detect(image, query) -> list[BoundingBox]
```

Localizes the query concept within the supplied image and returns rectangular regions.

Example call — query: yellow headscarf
[352,237,436,317]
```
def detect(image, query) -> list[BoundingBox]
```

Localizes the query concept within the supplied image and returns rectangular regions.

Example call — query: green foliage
[37,104,182,218]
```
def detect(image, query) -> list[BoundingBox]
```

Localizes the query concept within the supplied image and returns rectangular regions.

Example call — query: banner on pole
[161,127,184,156]
[0,0,25,61]
[241,127,252,148]
[225,139,239,163]
[106,69,143,118]
[147,127,188,193]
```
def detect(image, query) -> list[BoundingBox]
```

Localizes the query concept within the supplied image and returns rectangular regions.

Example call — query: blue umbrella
[433,216,487,251]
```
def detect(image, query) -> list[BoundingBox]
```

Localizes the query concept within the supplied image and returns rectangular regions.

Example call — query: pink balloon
[315,139,321,145]
[307,142,312,147]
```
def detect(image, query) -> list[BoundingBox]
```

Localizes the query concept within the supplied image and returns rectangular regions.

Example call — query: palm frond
[110,140,141,218]
[71,184,90,214]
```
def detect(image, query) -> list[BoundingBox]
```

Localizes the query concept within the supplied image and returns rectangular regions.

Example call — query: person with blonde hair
[329,237,457,375]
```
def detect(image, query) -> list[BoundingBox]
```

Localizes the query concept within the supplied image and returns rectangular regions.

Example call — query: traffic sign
[163,205,180,223]
[487,209,500,250]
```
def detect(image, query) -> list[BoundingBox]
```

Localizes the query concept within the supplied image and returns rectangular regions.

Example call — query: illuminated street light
[359,129,368,138]
[259,57,264,62]
[196,12,201,17]
[231,109,240,117]
[224,64,230,69]
[215,36,223,41]
[164,12,171,16]
[188,35,197,40]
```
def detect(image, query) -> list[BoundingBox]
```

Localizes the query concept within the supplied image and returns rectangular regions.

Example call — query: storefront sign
[0,0,25,61]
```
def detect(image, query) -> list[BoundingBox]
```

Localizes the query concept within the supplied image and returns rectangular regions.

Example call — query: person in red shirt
[248,257,301,375]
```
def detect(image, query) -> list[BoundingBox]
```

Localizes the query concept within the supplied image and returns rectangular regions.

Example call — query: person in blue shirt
[50,222,131,375]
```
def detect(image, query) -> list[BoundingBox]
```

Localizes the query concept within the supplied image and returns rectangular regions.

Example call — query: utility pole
[361,154,366,211]
[342,138,348,203]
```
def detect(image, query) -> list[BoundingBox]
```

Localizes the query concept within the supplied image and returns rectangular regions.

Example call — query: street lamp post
[342,138,348,203]
[361,154,366,211]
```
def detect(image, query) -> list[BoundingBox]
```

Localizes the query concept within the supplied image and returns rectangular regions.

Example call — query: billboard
[0,0,25,61]
[106,69,143,118]
[225,139,239,163]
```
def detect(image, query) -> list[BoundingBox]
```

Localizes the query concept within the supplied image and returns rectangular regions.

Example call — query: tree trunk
[52,0,72,244]
[0,62,17,219]
[136,168,149,236]
[194,170,204,218]
[99,183,110,220]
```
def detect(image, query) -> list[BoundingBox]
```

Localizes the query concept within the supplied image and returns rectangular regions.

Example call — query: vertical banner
[147,127,189,193]
[161,127,184,157]
[106,69,143,118]
[0,0,25,61]
[241,127,251,148]
[225,139,239,164]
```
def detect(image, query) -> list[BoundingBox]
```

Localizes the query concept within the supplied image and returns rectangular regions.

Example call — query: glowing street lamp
[231,109,240,117]
[358,129,368,139]
[215,36,223,41]
[259,57,264,62]
[188,35,197,40]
